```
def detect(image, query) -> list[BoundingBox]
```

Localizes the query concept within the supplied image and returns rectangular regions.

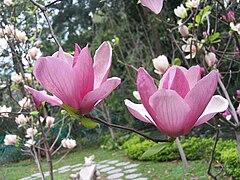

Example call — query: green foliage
[100,133,131,150]
[123,135,240,178]
[218,148,240,179]
[80,117,99,129]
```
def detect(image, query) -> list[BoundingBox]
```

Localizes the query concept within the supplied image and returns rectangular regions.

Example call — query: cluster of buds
[0,25,28,43]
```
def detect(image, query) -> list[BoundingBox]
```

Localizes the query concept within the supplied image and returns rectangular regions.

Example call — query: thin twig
[207,128,220,180]
[30,0,61,47]
[86,114,170,143]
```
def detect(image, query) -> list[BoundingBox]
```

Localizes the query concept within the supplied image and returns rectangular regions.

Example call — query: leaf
[62,104,81,119]
[173,58,182,66]
[209,32,220,42]
[141,143,168,159]
[80,117,99,129]
[195,6,211,24]
[30,111,39,117]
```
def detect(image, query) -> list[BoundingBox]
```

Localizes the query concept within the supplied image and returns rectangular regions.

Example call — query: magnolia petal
[149,89,191,137]
[141,0,164,14]
[25,86,62,108]
[124,99,155,125]
[73,43,81,67]
[184,70,218,133]
[73,46,94,101]
[34,56,80,109]
[52,47,73,65]
[185,65,201,89]
[194,95,229,126]
[93,41,112,89]
[137,68,157,116]
[170,67,190,98]
[79,77,121,114]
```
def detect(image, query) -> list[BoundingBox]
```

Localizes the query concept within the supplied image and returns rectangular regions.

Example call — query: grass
[2,147,218,180]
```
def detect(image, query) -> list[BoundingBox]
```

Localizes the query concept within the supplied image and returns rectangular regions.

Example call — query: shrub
[123,134,240,178]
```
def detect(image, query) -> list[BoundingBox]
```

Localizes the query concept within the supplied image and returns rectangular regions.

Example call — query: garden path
[19,159,148,180]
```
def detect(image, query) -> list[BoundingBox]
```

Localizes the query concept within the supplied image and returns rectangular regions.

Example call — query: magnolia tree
[0,0,239,179]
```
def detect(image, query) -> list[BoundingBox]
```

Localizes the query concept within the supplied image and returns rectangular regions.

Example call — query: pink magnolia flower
[125,66,228,137]
[152,55,169,74]
[61,138,76,149]
[205,52,218,67]
[26,42,121,114]
[4,134,17,145]
[46,116,55,128]
[4,0,13,6]
[141,0,164,14]
[25,128,37,138]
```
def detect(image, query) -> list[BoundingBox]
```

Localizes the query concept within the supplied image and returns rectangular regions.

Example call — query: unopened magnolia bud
[46,116,55,128]
[15,30,27,43]
[205,52,218,67]
[179,25,189,37]
[133,91,141,100]
[236,90,240,99]
[4,25,14,36]
[28,47,41,60]
[152,55,169,74]
[227,10,235,22]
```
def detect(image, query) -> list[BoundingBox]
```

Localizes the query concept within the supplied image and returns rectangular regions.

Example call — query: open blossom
[0,105,12,117]
[25,128,37,138]
[28,47,41,60]
[11,74,22,84]
[15,30,27,43]
[152,55,169,74]
[174,4,187,19]
[141,0,164,14]
[61,138,76,149]
[46,116,55,128]
[4,0,13,6]
[18,97,31,109]
[230,22,240,35]
[205,52,218,67]
[125,66,228,137]
[26,42,121,114]
[185,0,200,9]
[15,114,29,125]
[24,139,35,148]
[4,134,17,145]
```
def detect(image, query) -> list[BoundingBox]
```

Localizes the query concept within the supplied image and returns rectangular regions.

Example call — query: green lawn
[2,148,217,180]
